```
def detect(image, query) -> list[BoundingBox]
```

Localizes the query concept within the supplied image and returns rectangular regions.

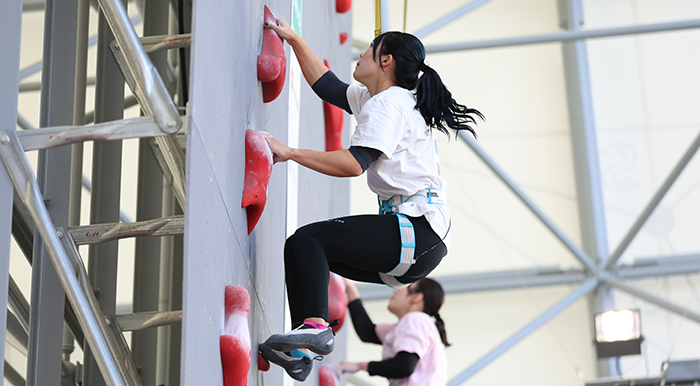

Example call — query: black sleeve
[311,70,352,114]
[347,299,381,344]
[367,351,420,379]
[348,146,382,172]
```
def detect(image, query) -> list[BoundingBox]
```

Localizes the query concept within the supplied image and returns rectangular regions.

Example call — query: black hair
[372,31,484,138]
[410,278,450,347]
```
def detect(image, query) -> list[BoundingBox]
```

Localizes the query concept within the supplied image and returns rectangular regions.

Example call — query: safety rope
[374,0,382,37]
[403,0,408,32]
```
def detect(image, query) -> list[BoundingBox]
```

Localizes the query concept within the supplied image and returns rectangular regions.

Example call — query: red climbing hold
[319,364,339,386]
[336,0,351,14]
[242,129,273,234]
[339,32,348,45]
[328,273,347,333]
[257,351,271,372]
[258,6,286,103]
[220,285,251,386]
[323,60,345,152]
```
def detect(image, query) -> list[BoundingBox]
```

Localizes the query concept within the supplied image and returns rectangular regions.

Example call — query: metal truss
[353,1,700,385]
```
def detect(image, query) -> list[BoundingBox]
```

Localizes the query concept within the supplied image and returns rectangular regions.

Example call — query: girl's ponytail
[410,278,451,347]
[416,66,484,138]
[371,31,483,138]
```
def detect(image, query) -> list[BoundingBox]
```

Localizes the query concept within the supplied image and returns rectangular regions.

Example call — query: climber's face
[387,283,421,318]
[353,41,392,89]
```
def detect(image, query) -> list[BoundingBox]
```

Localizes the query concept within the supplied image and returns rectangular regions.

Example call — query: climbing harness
[377,189,447,289]
[378,188,447,215]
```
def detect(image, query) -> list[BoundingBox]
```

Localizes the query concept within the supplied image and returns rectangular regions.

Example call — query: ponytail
[409,278,451,347]
[372,32,484,139]
[433,312,451,347]
[416,66,484,139]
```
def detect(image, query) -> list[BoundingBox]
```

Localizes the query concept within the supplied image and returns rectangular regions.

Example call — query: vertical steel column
[26,0,79,384]
[84,1,127,385]
[132,0,169,383]
[0,0,23,381]
[557,0,616,377]
[162,197,183,386]
[64,0,91,369]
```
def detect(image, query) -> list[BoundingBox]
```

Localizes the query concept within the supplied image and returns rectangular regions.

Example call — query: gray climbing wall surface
[183,0,351,385]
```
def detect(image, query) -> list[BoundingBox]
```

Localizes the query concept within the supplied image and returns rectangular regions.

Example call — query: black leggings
[284,213,447,325]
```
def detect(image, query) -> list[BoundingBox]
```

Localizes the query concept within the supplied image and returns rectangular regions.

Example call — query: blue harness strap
[379,213,415,290]
[377,189,446,289]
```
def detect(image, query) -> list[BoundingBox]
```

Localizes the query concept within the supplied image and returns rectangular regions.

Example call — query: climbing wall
[183,0,351,385]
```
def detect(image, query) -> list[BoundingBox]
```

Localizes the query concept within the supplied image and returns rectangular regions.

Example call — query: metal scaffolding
[3,0,188,384]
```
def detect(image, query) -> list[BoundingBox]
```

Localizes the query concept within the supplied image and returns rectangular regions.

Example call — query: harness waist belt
[378,188,446,215]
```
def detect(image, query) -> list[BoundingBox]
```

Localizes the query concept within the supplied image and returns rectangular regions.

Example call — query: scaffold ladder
[4,0,193,383]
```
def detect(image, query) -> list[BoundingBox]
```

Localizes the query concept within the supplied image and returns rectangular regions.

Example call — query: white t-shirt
[375,312,448,386]
[347,85,452,249]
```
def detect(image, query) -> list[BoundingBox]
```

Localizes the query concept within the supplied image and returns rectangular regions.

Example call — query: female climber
[337,279,449,385]
[258,18,482,381]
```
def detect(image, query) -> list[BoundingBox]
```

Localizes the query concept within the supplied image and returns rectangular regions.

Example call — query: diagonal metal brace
[0,130,140,386]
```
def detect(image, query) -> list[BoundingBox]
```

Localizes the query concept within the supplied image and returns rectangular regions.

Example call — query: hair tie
[420,60,430,72]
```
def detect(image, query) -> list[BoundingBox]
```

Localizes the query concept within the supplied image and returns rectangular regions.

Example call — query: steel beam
[617,254,700,279]
[458,131,599,273]
[115,310,182,331]
[0,131,138,386]
[6,310,29,355]
[356,266,588,300]
[17,15,140,82]
[606,278,700,325]
[414,0,492,39]
[17,116,169,151]
[358,255,700,300]
[84,2,126,384]
[4,361,26,386]
[26,0,79,383]
[97,0,181,133]
[424,19,700,54]
[558,0,617,376]
[8,275,30,332]
[68,215,184,244]
[448,277,599,385]
[604,128,700,270]
[5,23,30,373]
[133,1,172,379]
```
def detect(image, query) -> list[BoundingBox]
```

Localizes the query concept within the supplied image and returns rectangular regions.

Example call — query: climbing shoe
[259,344,313,382]
[263,320,337,355]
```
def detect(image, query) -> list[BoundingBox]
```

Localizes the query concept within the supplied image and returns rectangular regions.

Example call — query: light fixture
[594,309,644,358]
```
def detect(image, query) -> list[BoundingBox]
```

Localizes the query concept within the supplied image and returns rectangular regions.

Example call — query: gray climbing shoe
[259,344,313,382]
[263,322,336,355]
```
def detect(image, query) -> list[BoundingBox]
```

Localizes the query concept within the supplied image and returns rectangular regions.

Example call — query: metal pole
[414,0,492,39]
[458,131,599,273]
[23,0,44,11]
[26,0,78,383]
[0,131,133,386]
[163,190,183,386]
[132,0,170,379]
[96,0,181,133]
[8,275,30,333]
[606,278,700,325]
[557,0,617,376]
[0,12,29,386]
[604,129,700,270]
[425,19,700,54]
[83,1,126,383]
[447,277,599,385]
[4,361,26,386]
